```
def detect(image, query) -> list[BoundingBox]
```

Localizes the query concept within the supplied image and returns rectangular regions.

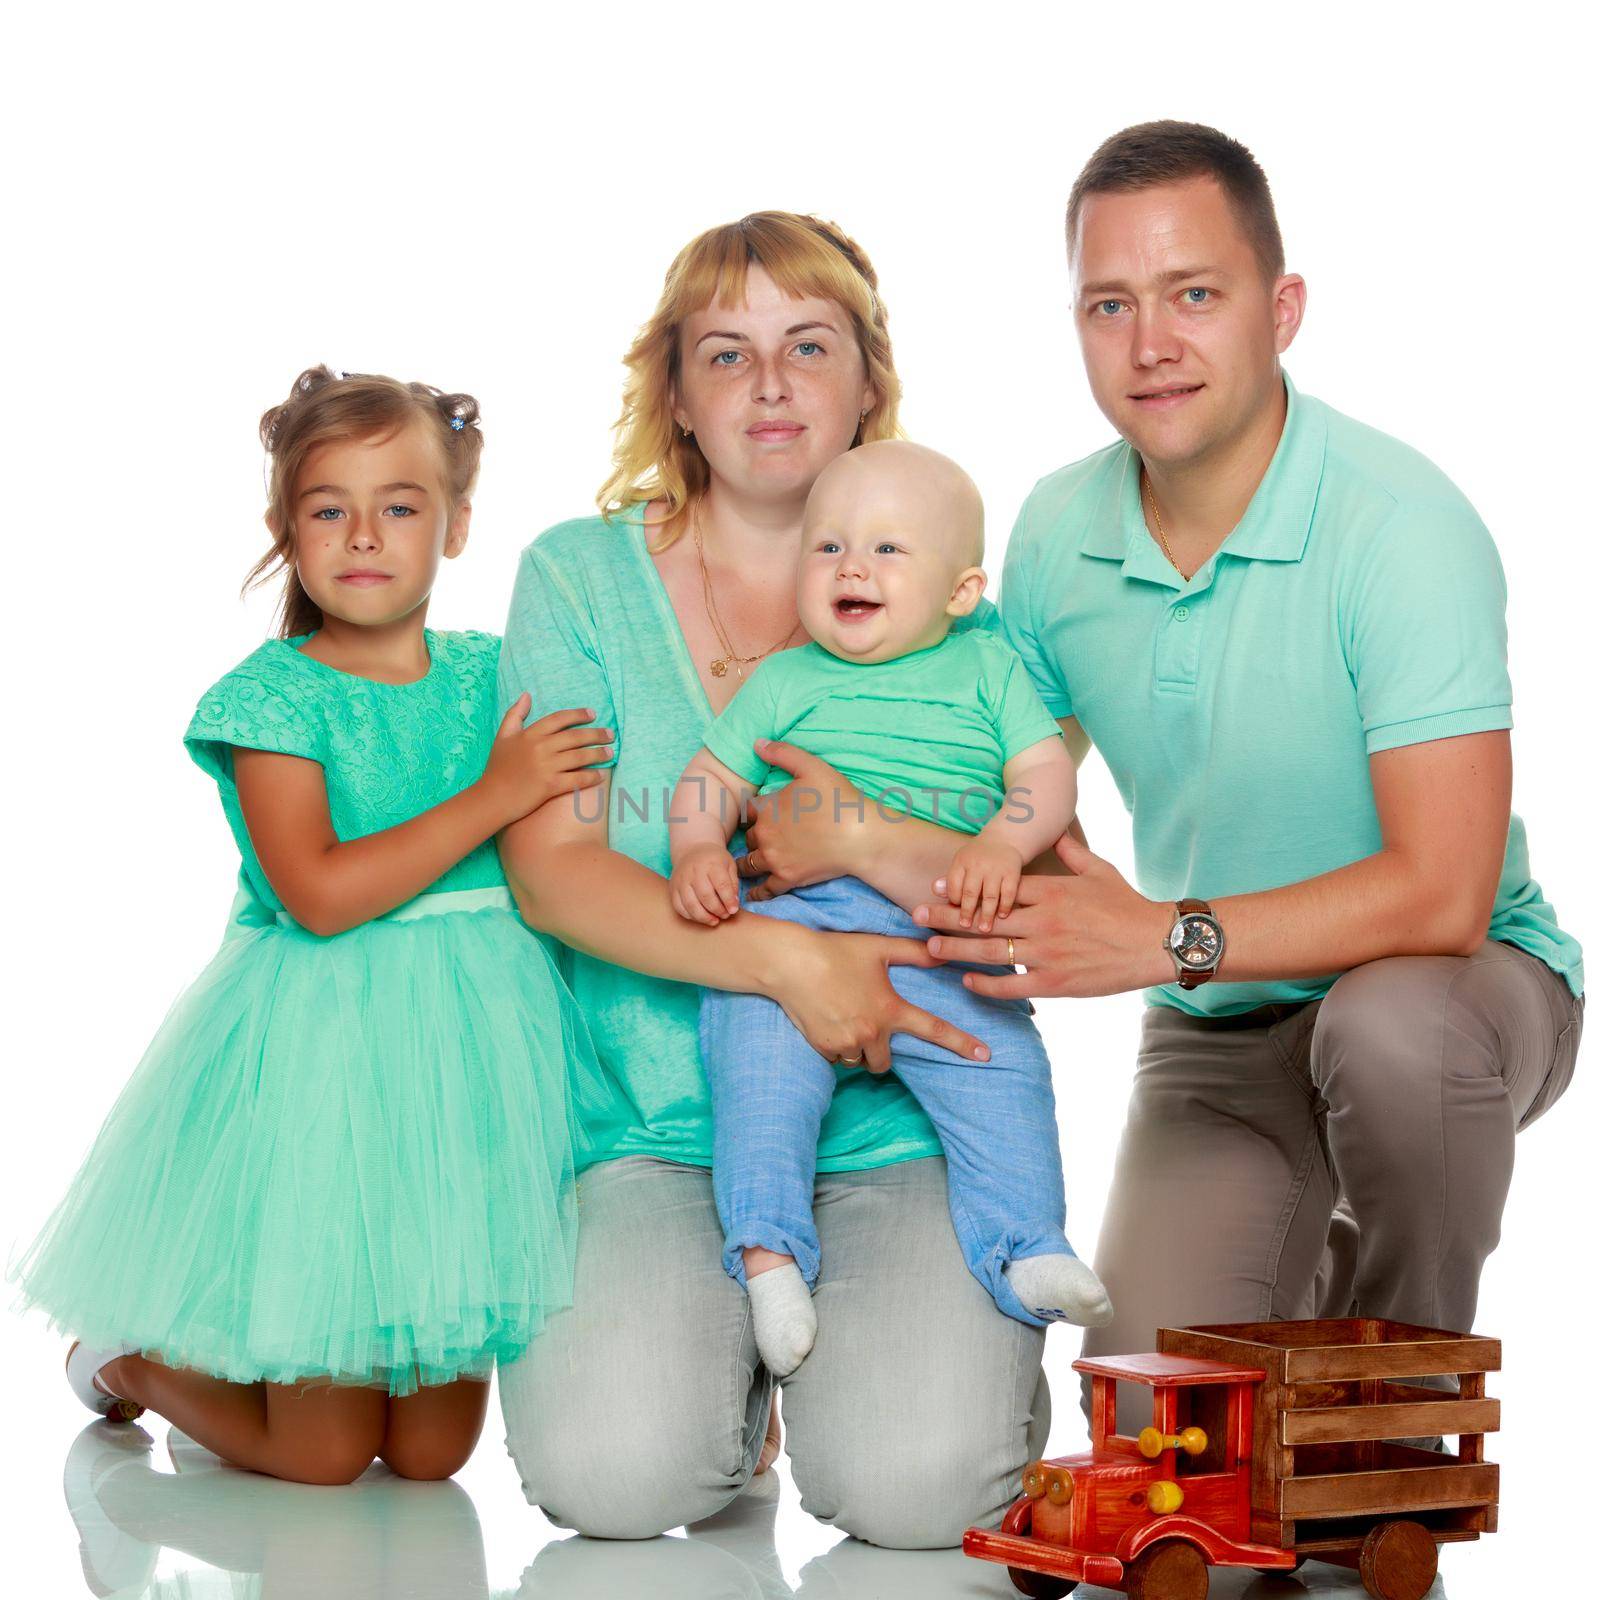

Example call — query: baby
[668,440,1112,1376]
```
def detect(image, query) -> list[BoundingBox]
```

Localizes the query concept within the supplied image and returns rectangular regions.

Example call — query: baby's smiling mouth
[833,596,883,620]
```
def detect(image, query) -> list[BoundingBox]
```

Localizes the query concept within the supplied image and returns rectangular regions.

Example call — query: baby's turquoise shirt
[705,631,1062,835]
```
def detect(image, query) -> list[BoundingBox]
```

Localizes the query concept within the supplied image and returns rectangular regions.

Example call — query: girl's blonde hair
[598,212,902,548]
[245,365,485,638]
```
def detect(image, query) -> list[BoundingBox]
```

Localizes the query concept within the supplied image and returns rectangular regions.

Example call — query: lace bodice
[185,629,506,916]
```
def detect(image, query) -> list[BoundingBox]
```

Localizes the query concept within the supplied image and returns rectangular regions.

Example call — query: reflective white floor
[33,1402,1494,1600]
[8,1300,1575,1599]
[54,1412,1456,1600]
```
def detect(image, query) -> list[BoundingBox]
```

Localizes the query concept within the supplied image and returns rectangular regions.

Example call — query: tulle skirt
[10,895,586,1395]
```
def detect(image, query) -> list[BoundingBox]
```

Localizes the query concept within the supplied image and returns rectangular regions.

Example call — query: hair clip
[449,416,466,431]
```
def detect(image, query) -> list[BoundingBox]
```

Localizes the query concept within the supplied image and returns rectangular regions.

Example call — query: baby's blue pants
[699,875,1076,1328]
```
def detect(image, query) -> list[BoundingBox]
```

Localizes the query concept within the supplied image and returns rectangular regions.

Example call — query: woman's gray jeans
[498,1154,1048,1547]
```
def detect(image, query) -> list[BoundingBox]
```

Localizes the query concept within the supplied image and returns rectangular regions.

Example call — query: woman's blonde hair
[598,212,902,547]
[245,365,484,638]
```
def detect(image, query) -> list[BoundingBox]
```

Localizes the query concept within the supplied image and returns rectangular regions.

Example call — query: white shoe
[66,1341,144,1422]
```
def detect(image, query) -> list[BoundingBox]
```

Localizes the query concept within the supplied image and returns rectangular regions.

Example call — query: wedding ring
[839,1053,864,1066]
[1007,936,1017,966]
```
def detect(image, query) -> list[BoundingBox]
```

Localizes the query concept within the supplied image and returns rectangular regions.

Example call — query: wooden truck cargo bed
[1159,1319,1501,1551]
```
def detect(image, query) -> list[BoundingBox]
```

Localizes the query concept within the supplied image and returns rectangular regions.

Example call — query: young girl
[9,366,612,1484]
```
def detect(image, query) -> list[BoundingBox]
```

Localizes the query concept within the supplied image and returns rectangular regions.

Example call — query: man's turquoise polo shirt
[1000,373,1583,1016]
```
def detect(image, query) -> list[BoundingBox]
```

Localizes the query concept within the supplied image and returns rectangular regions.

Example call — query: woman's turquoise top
[497,503,1000,1174]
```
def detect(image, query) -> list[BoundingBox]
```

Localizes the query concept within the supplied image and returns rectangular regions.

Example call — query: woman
[494,213,1048,1547]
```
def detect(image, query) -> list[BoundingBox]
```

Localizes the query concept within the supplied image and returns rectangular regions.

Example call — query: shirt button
[1173,605,1191,620]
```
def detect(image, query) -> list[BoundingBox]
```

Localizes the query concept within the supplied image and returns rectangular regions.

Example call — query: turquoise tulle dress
[10,628,587,1395]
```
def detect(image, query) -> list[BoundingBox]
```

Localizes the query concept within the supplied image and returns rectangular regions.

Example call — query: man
[916,121,1583,1390]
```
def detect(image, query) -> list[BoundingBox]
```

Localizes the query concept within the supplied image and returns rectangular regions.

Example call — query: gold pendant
[710,657,730,677]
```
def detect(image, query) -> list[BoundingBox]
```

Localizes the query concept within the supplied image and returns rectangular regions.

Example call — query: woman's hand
[738,741,868,900]
[767,927,991,1073]
[480,696,613,826]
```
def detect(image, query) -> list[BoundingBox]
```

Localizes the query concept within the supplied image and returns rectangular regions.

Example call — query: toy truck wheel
[1358,1519,1438,1600]
[1006,1568,1076,1599]
[1126,1539,1209,1600]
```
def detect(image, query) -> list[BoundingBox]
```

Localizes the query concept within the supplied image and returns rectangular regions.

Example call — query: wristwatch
[1166,898,1225,989]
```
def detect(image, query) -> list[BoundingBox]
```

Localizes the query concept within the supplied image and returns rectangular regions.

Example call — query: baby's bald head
[807,440,985,569]
[798,440,990,664]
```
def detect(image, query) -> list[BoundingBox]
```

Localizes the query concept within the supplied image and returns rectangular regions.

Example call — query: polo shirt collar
[1081,371,1328,582]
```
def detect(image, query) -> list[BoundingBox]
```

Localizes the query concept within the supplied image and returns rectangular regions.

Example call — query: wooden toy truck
[964,1318,1500,1600]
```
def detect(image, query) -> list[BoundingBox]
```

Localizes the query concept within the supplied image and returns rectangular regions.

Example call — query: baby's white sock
[747,1264,817,1377]
[1005,1253,1115,1328]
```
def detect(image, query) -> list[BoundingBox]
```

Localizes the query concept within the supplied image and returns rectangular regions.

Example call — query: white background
[4,2,1594,1595]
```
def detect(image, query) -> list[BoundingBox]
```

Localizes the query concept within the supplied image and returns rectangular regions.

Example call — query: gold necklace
[691,505,801,679]
[1142,471,1191,582]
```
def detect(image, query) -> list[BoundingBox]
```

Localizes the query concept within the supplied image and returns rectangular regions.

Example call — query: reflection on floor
[62,1418,1446,1600]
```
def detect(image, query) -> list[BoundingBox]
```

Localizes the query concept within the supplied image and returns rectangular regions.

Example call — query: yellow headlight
[1146,1480,1184,1516]
[1045,1469,1075,1506]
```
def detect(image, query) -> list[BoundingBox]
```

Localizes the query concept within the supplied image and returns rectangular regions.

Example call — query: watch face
[1170,915,1222,968]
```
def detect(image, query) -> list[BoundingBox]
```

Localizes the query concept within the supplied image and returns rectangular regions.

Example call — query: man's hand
[944,838,1026,933]
[737,740,867,901]
[917,834,1171,998]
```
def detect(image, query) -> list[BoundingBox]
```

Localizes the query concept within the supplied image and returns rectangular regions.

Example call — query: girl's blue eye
[820,542,841,554]
[312,507,343,521]
[386,505,415,518]
[875,542,900,555]
[794,340,822,357]
[712,350,742,366]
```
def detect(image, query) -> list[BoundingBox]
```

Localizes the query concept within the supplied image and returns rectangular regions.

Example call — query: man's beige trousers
[1082,941,1582,1421]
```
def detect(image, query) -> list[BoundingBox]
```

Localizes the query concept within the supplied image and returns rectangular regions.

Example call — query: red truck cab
[965,1352,1298,1597]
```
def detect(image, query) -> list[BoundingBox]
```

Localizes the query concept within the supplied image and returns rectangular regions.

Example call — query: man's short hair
[1066,121,1285,281]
